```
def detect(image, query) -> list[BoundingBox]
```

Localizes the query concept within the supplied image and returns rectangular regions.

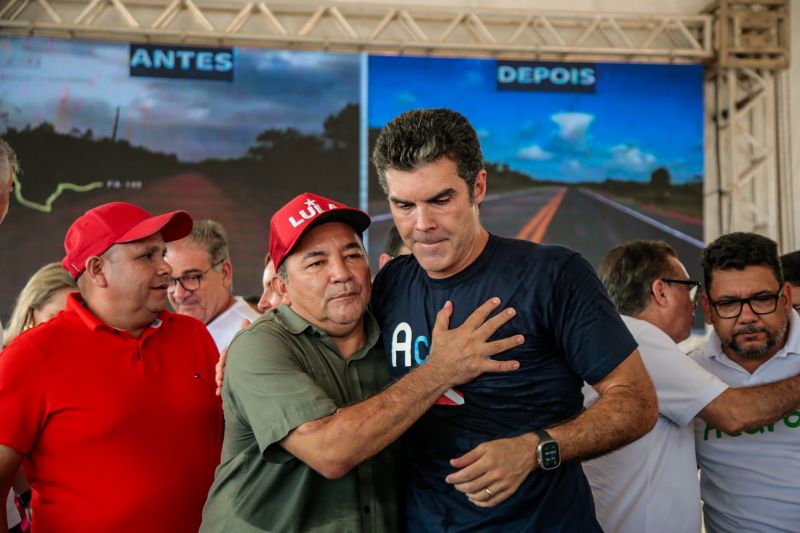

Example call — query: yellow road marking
[516,187,566,243]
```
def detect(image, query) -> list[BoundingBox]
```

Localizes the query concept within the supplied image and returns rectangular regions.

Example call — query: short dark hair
[598,240,678,316]
[780,251,800,285]
[372,108,484,202]
[702,232,783,292]
[383,226,405,258]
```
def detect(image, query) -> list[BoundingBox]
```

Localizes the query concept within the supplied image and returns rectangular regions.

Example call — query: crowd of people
[0,108,798,533]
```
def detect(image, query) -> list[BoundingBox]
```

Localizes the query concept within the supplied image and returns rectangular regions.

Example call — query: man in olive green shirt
[200,193,522,532]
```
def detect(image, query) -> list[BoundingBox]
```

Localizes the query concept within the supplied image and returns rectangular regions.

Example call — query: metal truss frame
[703,0,794,251]
[705,67,776,239]
[0,0,713,61]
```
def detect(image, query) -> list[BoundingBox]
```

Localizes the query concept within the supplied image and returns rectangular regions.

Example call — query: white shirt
[582,315,728,533]
[207,296,260,352]
[691,310,800,533]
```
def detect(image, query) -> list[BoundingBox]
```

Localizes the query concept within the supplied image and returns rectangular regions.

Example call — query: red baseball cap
[62,202,193,279]
[270,192,371,268]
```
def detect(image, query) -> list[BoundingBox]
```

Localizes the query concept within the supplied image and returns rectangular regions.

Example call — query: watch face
[539,441,561,470]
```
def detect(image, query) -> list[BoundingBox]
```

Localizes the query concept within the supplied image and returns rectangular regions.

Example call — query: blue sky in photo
[0,36,360,162]
[368,55,703,184]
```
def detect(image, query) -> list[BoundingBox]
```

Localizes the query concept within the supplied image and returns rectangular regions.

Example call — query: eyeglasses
[708,290,782,319]
[660,278,701,301]
[167,260,223,293]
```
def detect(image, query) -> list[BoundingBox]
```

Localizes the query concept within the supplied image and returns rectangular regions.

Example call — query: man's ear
[700,292,713,325]
[84,256,108,288]
[472,169,487,206]
[780,282,793,312]
[272,270,288,297]
[650,278,669,308]
[221,260,233,289]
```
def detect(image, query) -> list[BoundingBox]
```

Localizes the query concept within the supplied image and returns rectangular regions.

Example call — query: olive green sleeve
[222,323,337,462]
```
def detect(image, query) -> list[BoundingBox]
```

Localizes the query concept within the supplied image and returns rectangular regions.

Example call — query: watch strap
[534,428,553,444]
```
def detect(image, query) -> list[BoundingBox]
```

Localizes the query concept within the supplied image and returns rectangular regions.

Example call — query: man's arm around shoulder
[281,298,524,479]
[699,374,800,434]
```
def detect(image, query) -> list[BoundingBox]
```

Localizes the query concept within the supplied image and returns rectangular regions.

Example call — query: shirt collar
[273,304,380,351]
[67,292,168,334]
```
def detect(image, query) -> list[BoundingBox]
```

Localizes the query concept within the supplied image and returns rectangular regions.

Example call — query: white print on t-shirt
[391,322,429,367]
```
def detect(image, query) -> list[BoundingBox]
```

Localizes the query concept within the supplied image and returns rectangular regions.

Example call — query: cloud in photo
[609,144,657,172]
[517,144,552,161]
[545,112,595,156]
[552,112,594,143]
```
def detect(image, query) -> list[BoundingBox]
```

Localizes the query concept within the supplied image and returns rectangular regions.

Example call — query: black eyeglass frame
[167,260,224,293]
[659,278,702,301]
[707,289,783,319]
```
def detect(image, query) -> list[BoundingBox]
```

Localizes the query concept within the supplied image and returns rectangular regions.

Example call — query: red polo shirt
[0,294,223,532]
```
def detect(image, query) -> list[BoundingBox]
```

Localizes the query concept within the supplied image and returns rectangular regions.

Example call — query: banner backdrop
[0,36,360,317]
[1,37,703,325]
[366,55,704,306]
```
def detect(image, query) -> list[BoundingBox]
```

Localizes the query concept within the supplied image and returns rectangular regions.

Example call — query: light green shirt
[200,305,401,532]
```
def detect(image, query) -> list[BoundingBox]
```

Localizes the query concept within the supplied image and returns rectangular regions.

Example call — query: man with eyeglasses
[166,219,259,352]
[780,250,800,312]
[692,232,800,533]
[583,240,800,533]
[0,202,222,532]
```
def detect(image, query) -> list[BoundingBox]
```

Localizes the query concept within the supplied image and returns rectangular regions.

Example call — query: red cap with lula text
[62,202,193,279]
[269,192,371,269]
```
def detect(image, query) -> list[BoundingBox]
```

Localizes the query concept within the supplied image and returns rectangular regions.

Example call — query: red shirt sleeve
[0,336,49,454]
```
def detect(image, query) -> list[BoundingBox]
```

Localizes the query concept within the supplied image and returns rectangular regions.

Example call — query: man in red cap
[201,192,522,532]
[0,202,223,533]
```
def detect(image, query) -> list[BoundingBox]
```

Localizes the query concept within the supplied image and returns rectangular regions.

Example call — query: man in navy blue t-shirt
[371,108,658,531]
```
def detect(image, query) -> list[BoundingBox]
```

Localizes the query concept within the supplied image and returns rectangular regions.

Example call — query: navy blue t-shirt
[371,235,638,532]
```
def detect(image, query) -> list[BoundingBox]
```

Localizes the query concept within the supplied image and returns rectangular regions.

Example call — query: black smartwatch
[534,429,561,470]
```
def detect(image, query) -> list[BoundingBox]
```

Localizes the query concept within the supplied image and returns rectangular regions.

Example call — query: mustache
[328,285,361,299]
[732,325,768,336]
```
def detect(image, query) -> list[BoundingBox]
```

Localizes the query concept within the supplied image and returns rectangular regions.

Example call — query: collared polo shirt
[691,310,800,533]
[0,293,223,532]
[583,315,728,533]
[207,296,260,352]
[201,305,401,533]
